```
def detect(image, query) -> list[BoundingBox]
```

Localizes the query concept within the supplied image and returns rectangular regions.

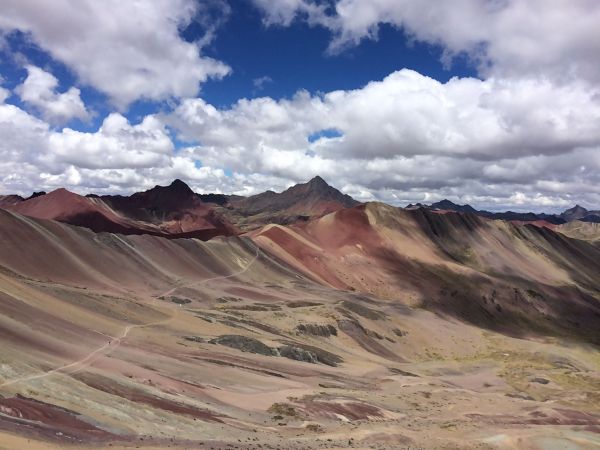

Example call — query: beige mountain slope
[0,208,599,449]
[556,220,600,244]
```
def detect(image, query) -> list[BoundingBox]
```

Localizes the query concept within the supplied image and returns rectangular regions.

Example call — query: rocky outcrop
[208,335,342,366]
[279,343,343,367]
[209,335,276,356]
[278,345,319,364]
[295,323,337,337]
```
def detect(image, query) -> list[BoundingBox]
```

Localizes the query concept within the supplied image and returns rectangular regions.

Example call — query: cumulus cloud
[166,69,600,210]
[0,0,231,108]
[251,0,329,26]
[0,86,9,103]
[0,98,53,194]
[47,113,174,170]
[1,65,600,211]
[252,75,273,93]
[0,94,291,198]
[0,1,599,212]
[16,65,89,124]
[251,0,600,84]
[169,69,600,162]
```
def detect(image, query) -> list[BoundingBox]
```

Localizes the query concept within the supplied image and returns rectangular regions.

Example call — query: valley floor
[0,211,599,449]
[0,252,599,449]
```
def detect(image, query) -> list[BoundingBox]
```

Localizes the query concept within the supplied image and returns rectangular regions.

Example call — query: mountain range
[3,177,598,241]
[0,177,599,449]
[408,199,600,225]
[0,176,359,238]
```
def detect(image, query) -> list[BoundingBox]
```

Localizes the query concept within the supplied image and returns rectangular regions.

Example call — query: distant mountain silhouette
[430,199,478,214]
[412,199,600,225]
[234,176,357,215]
[2,178,599,241]
[560,205,596,222]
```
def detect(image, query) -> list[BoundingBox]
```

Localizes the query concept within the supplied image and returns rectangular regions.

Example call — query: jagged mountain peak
[168,178,193,191]
[230,176,359,223]
[564,204,588,213]
[430,199,478,214]
[150,179,195,197]
[561,204,589,220]
[286,176,358,206]
[130,179,199,209]
[306,175,329,189]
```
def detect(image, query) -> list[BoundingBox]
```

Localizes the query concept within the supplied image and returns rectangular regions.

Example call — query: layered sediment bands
[0,395,117,442]
[0,208,281,292]
[0,202,599,449]
[253,202,600,344]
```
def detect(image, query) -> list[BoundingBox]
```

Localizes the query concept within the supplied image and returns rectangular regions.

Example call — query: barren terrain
[0,206,599,449]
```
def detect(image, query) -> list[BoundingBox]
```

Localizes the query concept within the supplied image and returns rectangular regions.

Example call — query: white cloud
[0,86,9,103]
[0,101,49,162]
[253,75,273,93]
[251,0,328,26]
[1,66,600,211]
[169,69,600,162]
[0,0,231,108]
[0,96,287,198]
[16,65,89,124]
[251,0,600,84]
[1,0,600,212]
[166,69,600,210]
[47,113,174,170]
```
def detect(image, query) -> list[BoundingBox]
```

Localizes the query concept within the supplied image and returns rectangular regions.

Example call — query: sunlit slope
[0,208,599,449]
[253,203,600,344]
[556,220,600,244]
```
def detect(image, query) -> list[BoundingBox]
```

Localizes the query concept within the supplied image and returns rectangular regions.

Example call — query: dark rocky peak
[234,176,359,217]
[430,199,478,214]
[26,191,46,200]
[105,179,202,214]
[142,179,196,200]
[99,179,195,201]
[288,176,357,206]
[306,175,330,191]
[405,203,426,210]
[165,179,195,196]
[561,204,589,220]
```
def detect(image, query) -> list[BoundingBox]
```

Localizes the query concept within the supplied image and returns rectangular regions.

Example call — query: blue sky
[0,1,599,212]
[1,0,477,127]
[197,0,477,107]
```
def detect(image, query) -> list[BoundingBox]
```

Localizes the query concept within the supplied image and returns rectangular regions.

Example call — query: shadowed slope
[252,203,600,344]
[0,208,266,291]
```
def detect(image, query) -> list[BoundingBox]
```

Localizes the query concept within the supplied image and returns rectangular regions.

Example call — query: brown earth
[0,207,598,449]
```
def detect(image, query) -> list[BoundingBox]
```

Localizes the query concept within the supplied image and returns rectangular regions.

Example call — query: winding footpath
[0,243,261,389]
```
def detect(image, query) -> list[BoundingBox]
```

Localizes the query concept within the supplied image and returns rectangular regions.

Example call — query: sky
[0,0,599,212]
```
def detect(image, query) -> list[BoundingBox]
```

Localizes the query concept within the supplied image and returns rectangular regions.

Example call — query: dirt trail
[0,244,261,389]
